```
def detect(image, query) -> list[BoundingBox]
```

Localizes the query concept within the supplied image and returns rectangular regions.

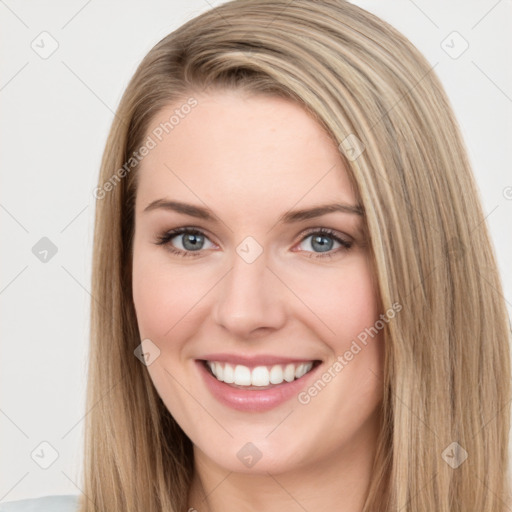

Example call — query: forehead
[135,91,356,215]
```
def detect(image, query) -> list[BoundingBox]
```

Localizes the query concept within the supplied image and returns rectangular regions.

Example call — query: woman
[4,0,510,511]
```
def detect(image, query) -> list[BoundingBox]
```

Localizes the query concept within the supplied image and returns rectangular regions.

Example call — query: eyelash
[154,227,353,260]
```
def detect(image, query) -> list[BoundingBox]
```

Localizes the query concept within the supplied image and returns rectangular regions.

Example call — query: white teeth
[214,362,224,381]
[295,363,307,379]
[223,363,235,383]
[284,363,296,382]
[251,366,270,386]
[206,361,315,387]
[234,365,252,386]
[269,365,283,384]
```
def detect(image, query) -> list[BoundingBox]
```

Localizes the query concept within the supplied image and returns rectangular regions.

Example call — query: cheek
[131,246,202,414]
[290,255,379,348]
[132,245,203,341]
[335,266,379,339]
[132,266,173,340]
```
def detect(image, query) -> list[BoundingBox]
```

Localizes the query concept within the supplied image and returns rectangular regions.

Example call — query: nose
[212,249,287,339]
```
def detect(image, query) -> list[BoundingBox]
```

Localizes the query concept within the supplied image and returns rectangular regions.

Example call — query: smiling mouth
[201,360,322,389]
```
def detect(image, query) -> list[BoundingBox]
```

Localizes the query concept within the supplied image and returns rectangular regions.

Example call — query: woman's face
[132,90,385,475]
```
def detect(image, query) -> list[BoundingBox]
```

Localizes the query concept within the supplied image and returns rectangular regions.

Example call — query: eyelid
[298,226,353,244]
[154,227,217,251]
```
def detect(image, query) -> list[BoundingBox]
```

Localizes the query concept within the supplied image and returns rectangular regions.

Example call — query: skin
[132,90,385,512]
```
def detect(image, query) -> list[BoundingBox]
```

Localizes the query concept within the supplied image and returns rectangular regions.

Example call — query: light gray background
[1,0,511,502]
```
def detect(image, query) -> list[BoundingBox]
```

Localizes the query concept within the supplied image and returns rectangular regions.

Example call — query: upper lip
[198,353,322,368]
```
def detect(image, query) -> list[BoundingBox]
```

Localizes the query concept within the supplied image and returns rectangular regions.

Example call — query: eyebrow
[143,199,364,222]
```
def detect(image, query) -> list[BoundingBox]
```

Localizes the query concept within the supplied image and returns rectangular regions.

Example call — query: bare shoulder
[0,495,80,512]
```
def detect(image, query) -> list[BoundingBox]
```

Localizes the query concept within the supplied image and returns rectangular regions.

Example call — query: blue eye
[154,227,353,259]
[297,228,352,259]
[155,228,214,257]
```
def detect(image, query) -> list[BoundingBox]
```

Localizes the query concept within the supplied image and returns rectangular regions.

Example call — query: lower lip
[196,360,321,412]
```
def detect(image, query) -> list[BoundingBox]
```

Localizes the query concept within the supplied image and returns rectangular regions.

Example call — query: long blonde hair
[83,1,511,510]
